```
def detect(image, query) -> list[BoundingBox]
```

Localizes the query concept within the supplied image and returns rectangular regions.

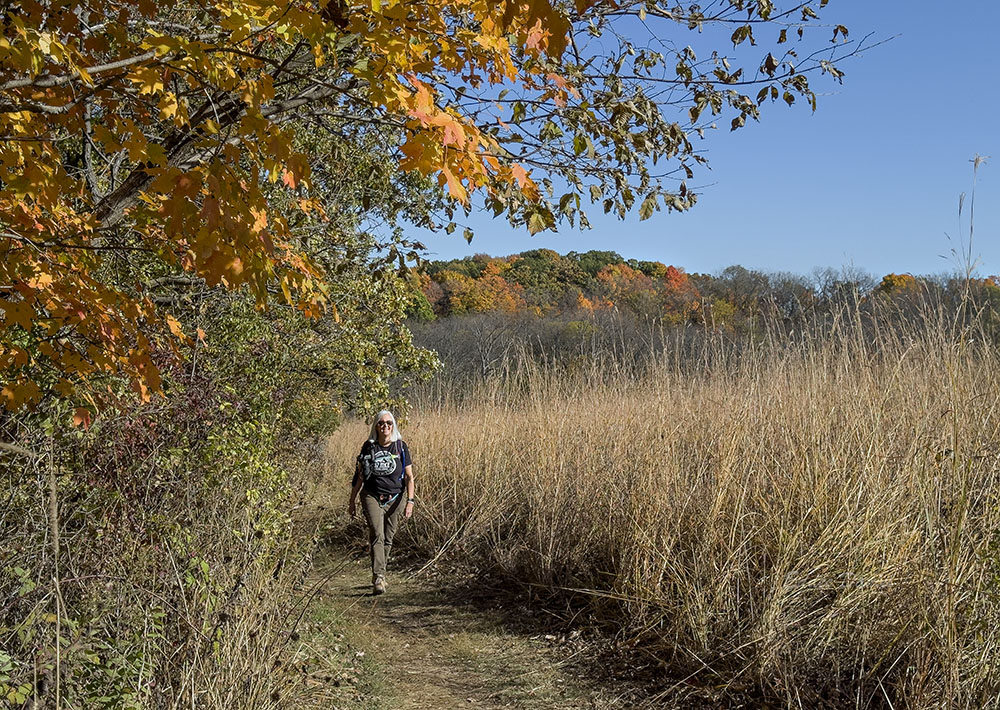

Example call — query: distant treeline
[409,248,999,326]
[406,249,1000,386]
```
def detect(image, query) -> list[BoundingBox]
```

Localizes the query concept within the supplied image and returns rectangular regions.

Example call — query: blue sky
[412,1,999,279]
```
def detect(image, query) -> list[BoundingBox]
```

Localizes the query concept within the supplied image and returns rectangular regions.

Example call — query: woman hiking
[348,410,415,595]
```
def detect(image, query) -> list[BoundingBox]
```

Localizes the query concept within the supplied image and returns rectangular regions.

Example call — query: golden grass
[323,323,1000,706]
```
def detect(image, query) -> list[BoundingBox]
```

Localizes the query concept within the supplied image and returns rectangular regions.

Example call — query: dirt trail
[293,540,636,710]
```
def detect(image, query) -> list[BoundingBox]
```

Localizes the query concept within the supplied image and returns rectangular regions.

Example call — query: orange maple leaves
[1,0,589,412]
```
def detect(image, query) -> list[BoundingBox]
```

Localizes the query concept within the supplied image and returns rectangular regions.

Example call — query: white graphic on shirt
[371,448,398,475]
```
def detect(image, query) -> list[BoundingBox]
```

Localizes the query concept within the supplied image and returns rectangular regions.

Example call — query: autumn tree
[877,273,920,294]
[596,262,660,315]
[661,265,700,323]
[1,0,863,412]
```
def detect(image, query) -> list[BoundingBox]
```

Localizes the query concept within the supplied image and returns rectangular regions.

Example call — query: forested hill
[409,248,1000,327]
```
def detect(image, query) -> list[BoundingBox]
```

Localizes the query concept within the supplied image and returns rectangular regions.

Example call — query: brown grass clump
[326,321,1000,707]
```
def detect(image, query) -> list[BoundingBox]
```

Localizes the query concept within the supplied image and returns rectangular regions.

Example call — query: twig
[0,441,40,458]
[48,435,61,709]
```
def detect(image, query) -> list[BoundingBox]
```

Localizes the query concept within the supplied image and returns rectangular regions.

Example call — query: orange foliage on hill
[433,270,525,315]
[662,265,700,323]
[596,263,658,314]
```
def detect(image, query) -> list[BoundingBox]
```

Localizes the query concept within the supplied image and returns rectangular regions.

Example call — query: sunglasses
[376,421,393,428]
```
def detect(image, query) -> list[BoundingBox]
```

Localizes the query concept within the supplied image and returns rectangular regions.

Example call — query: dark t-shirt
[354,439,410,497]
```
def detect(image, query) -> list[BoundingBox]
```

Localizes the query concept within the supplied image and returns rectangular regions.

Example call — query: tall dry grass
[324,312,1000,707]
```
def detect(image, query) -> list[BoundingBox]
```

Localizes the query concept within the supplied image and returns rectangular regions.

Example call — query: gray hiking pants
[361,492,405,580]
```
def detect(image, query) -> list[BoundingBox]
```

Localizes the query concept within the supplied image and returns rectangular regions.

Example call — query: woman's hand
[404,501,414,519]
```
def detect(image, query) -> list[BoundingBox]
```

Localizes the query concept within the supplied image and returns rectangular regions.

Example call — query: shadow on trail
[309,516,786,710]
[308,522,663,710]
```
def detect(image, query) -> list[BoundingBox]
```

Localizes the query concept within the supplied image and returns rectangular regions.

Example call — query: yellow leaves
[240,75,275,110]
[297,197,324,217]
[165,314,185,339]
[407,79,436,123]
[311,42,328,67]
[158,170,204,236]
[36,32,54,56]
[76,65,94,87]
[27,272,53,289]
[0,347,30,371]
[94,117,166,165]
[144,143,168,166]
[144,31,185,59]
[395,77,512,206]
[441,119,466,148]
[91,123,120,152]
[440,166,468,203]
[399,131,439,174]
[251,207,268,233]
[0,0,588,414]
[1,377,41,412]
[38,341,58,362]
[129,66,165,95]
[158,93,188,125]
[0,300,34,331]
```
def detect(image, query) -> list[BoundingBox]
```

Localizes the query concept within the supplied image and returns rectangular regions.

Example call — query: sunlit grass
[325,313,1000,706]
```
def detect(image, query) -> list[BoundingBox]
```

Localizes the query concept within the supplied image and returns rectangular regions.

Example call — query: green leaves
[526,207,556,235]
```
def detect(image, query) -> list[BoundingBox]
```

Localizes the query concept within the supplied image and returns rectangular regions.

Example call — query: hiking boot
[373,575,386,595]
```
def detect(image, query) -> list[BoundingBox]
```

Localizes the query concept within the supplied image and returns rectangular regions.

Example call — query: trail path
[294,539,637,710]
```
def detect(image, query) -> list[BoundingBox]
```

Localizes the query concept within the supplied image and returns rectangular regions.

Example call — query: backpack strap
[356,440,371,481]
[397,439,407,476]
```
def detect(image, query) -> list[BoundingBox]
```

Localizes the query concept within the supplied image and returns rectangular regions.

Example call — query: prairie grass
[326,311,1000,707]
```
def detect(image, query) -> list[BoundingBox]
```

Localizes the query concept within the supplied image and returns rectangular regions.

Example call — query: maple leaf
[72,407,92,428]
[510,163,530,189]
[165,314,187,341]
[251,207,268,232]
[441,119,466,147]
[0,301,34,330]
[441,166,468,203]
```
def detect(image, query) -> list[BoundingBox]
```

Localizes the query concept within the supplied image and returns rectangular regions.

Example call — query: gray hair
[368,410,401,443]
